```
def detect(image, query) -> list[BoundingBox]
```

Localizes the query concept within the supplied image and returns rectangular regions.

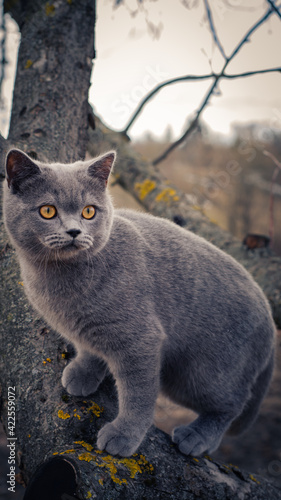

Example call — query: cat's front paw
[97,420,144,457]
[61,357,106,397]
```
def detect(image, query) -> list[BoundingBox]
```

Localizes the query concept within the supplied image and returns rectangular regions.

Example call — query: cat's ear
[88,152,116,186]
[6,149,41,192]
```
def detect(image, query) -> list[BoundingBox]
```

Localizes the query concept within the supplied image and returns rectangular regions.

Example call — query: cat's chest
[21,260,108,336]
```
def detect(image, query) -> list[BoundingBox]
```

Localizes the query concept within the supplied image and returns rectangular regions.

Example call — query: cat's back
[114,208,244,277]
[114,208,197,253]
[113,209,262,288]
[113,208,256,306]
[113,209,274,338]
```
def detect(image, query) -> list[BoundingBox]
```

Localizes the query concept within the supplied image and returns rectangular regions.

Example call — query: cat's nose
[66,229,81,239]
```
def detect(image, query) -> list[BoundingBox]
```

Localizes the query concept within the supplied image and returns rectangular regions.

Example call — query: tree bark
[0,1,281,499]
[4,0,95,162]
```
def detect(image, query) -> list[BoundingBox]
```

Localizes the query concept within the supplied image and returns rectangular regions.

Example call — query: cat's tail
[227,350,274,436]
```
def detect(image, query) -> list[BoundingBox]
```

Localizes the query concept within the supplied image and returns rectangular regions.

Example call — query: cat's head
[3,149,116,261]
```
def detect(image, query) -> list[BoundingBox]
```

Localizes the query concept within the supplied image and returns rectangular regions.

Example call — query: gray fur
[3,149,275,457]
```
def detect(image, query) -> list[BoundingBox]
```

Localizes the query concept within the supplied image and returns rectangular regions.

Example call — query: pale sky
[90,0,281,139]
[2,0,281,140]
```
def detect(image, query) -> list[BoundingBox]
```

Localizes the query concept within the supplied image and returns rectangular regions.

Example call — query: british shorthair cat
[3,149,275,457]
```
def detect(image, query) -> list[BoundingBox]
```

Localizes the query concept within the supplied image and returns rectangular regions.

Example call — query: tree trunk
[0,1,280,499]
[5,0,95,162]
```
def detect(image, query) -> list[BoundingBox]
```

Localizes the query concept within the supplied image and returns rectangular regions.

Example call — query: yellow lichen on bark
[45,2,55,16]
[155,188,179,205]
[75,440,94,452]
[134,179,156,200]
[57,409,71,420]
[24,60,33,69]
[87,401,104,418]
[51,444,154,487]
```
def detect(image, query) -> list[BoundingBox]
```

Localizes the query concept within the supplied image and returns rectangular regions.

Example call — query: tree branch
[203,0,227,60]
[224,68,281,78]
[151,5,276,165]
[266,0,281,19]
[122,73,213,134]
[226,7,273,63]
[121,67,281,136]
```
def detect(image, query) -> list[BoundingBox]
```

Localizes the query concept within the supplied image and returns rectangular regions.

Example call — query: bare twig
[203,0,227,60]
[122,74,213,134]
[226,8,273,63]
[122,67,280,136]
[152,5,275,166]
[223,68,281,78]
[223,2,263,12]
[266,0,281,19]
[152,82,215,166]
[263,150,281,246]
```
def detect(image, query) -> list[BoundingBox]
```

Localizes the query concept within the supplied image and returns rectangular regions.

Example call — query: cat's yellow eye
[82,205,96,220]
[39,205,56,219]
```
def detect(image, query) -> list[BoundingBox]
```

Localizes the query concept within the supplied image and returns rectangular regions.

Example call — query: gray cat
[3,149,275,458]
